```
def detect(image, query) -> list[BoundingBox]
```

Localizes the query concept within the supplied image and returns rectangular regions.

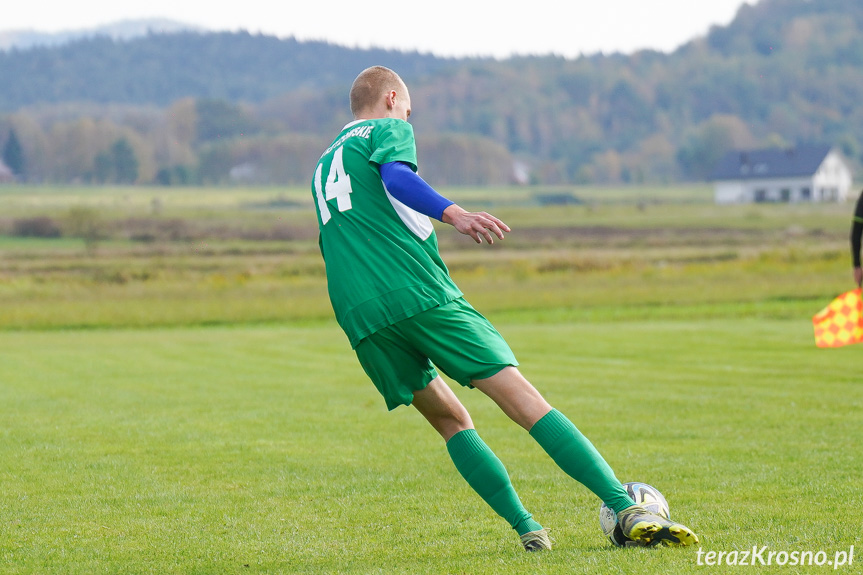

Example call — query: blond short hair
[349,66,406,117]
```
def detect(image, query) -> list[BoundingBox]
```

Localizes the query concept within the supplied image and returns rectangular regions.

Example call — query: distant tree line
[2,0,863,186]
[0,98,518,186]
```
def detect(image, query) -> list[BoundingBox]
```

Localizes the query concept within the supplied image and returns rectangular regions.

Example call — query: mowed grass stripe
[1,320,861,574]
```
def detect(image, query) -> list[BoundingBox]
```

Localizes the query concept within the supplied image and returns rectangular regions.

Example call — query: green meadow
[1,184,862,574]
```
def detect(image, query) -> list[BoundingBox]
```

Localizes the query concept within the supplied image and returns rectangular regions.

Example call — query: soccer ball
[599,482,670,547]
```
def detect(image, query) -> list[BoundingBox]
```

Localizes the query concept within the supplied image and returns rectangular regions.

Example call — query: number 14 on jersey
[314,146,353,225]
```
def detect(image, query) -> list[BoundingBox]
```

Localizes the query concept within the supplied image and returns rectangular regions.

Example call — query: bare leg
[411,376,473,441]
[411,375,544,542]
[475,366,635,514]
[471,366,552,431]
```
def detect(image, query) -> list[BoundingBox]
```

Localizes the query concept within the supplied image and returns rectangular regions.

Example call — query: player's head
[350,66,411,122]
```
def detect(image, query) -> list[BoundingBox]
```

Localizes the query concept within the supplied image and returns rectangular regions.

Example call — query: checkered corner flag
[813,288,863,348]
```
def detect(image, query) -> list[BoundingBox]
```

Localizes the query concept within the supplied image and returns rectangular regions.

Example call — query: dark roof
[710,144,833,181]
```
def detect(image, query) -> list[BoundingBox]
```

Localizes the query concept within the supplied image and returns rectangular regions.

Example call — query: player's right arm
[441,204,511,245]
[379,160,510,245]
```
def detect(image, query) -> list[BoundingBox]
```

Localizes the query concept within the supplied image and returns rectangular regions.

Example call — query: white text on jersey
[321,125,373,159]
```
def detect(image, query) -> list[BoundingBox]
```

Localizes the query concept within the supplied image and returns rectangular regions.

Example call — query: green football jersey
[312,118,462,348]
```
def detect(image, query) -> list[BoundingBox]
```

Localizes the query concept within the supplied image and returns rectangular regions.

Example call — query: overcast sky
[3,1,750,58]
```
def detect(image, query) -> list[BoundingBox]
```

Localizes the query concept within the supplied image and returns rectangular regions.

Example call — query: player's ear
[385,90,396,110]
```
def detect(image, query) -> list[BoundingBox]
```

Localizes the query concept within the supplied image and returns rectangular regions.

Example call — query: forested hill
[0,32,457,109]
[3,0,863,186]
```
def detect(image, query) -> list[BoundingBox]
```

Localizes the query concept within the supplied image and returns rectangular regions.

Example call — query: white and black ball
[599,482,670,547]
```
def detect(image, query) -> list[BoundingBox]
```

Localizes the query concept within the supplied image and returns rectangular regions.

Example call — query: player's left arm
[379,161,510,245]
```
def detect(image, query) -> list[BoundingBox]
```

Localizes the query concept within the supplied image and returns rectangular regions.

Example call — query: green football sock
[446,429,543,536]
[529,409,635,514]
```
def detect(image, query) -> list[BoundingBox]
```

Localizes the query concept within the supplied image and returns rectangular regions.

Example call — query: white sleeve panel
[383,186,435,241]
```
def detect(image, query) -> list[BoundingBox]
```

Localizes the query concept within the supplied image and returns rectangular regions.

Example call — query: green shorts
[354,297,518,410]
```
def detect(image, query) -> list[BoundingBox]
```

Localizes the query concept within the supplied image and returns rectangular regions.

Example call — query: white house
[0,159,14,183]
[710,145,853,204]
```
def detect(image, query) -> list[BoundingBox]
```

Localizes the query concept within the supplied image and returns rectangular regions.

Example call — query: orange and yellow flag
[813,288,863,348]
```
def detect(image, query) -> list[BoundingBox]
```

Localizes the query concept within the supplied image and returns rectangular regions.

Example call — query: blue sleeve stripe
[379,161,454,221]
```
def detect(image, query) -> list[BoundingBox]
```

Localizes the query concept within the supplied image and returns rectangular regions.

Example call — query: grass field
[1,184,862,573]
[1,321,861,574]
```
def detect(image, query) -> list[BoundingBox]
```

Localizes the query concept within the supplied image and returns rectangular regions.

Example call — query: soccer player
[852,189,863,287]
[311,65,698,551]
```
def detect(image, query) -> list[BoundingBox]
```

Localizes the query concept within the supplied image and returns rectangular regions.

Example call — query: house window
[755,189,767,203]
[780,188,790,202]
[801,187,811,200]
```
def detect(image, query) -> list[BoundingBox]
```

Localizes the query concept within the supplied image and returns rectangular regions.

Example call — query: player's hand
[854,266,862,288]
[442,204,510,244]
